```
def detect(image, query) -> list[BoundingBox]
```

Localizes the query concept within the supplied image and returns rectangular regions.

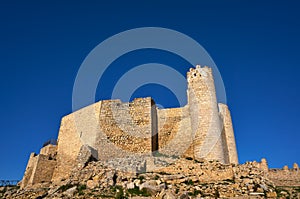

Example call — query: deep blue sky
[0,1,299,180]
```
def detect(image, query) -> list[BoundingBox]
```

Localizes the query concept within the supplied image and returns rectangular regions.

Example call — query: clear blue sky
[0,1,299,180]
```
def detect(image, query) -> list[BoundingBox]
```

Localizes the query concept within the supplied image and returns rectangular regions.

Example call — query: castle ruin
[21,65,239,188]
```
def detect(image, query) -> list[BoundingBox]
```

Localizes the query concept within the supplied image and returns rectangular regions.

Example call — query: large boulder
[76,144,98,169]
[139,180,165,195]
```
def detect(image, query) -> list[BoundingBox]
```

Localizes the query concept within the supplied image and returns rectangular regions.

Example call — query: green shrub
[127,186,151,197]
[58,184,73,192]
[77,184,86,195]
[188,191,201,197]
[98,194,114,198]
[113,185,126,199]
[138,175,145,181]
[184,179,194,185]
[294,187,300,192]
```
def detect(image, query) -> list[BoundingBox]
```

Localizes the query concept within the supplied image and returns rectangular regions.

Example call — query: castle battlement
[255,158,300,186]
[187,65,212,81]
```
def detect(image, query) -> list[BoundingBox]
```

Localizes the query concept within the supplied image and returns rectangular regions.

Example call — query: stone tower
[218,103,239,164]
[187,65,226,163]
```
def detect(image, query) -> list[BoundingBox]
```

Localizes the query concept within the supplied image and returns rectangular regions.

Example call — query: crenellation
[252,159,300,186]
[268,167,300,186]
[293,162,299,170]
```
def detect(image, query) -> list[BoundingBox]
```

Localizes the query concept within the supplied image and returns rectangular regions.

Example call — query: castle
[20,65,239,188]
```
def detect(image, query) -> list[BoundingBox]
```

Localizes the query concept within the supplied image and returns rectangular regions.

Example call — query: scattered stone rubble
[2,157,300,198]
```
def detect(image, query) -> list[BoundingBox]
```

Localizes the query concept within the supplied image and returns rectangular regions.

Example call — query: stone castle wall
[29,155,56,184]
[256,159,300,186]
[40,144,57,157]
[267,169,300,186]
[21,145,57,188]
[21,65,240,187]
[20,153,37,188]
[98,98,155,155]
[51,112,84,182]
[52,97,157,182]
[157,106,193,157]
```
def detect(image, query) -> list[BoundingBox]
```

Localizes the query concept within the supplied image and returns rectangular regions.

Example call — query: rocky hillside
[1,158,300,198]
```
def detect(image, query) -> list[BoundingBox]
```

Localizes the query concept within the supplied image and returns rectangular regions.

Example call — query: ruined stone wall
[30,155,56,184]
[52,112,84,182]
[51,100,117,182]
[187,66,225,163]
[218,103,239,164]
[256,159,300,186]
[97,97,155,158]
[21,152,56,188]
[21,144,58,188]
[52,97,156,181]
[40,144,57,158]
[267,169,300,186]
[157,106,192,157]
[21,153,38,188]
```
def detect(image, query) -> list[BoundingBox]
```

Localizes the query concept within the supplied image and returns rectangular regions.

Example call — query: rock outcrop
[2,158,300,198]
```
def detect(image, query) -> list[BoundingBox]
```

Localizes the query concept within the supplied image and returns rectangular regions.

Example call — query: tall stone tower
[218,103,239,164]
[187,65,226,163]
